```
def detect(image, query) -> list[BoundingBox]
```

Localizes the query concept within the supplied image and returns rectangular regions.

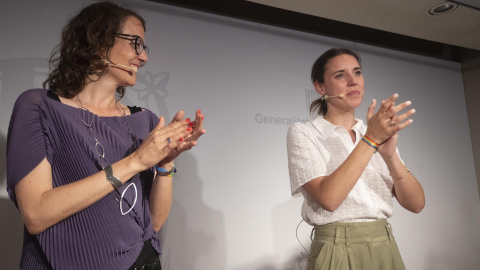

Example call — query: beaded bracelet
[155,163,177,177]
[392,165,410,181]
[362,136,379,151]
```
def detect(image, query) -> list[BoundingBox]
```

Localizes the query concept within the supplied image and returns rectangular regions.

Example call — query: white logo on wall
[255,89,317,125]
[123,71,171,121]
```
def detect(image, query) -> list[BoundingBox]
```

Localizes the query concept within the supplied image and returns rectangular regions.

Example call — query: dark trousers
[128,240,161,270]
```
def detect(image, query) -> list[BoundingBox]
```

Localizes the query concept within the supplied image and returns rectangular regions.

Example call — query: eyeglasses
[114,33,149,55]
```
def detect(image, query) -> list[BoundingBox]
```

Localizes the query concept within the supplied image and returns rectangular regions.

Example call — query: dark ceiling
[148,0,480,63]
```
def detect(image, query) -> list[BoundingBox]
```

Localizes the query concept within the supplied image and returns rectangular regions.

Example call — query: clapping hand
[365,93,415,157]
[158,109,206,166]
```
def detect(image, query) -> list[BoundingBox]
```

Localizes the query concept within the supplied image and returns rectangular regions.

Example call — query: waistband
[128,239,160,270]
[312,220,394,245]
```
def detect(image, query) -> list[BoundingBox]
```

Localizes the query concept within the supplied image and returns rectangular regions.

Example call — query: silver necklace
[114,100,140,154]
[77,96,138,215]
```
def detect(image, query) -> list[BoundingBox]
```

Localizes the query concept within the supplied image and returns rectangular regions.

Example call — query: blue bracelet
[155,164,177,177]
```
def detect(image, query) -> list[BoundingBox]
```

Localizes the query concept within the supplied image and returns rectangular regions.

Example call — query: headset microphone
[102,59,138,73]
[324,94,344,99]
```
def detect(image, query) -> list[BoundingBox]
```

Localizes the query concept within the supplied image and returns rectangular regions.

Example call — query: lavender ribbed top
[7,89,161,270]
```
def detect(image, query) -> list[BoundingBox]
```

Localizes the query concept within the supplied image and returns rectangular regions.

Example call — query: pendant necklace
[77,95,138,215]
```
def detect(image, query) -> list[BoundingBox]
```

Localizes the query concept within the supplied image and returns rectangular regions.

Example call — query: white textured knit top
[287,116,396,226]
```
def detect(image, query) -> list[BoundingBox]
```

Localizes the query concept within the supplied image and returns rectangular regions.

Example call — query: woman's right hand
[365,93,415,145]
[129,111,192,171]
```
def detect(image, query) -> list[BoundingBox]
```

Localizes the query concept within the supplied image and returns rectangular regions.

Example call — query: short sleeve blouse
[7,89,161,270]
[287,116,396,226]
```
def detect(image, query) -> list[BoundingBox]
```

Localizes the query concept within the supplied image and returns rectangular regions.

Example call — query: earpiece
[102,59,138,73]
[324,94,344,99]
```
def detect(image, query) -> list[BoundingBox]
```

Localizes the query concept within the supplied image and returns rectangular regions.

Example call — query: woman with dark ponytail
[287,48,424,270]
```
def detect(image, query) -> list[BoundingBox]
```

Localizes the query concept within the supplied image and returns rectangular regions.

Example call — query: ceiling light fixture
[427,1,459,15]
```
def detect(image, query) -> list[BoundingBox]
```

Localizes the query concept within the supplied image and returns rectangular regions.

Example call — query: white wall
[1,0,479,269]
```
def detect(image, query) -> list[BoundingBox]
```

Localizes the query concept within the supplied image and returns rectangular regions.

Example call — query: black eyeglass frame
[114,33,149,55]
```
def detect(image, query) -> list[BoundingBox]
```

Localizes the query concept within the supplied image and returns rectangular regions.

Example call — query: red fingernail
[201,115,204,120]
[187,127,192,132]
[185,118,190,123]
[179,137,184,142]
[188,122,194,127]
[197,109,201,114]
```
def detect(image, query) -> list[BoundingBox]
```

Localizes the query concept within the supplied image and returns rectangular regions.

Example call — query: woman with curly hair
[287,48,424,270]
[6,2,205,269]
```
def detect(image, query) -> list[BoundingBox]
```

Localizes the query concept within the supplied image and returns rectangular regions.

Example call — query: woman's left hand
[366,96,415,157]
[376,100,399,157]
[377,133,398,157]
[159,109,206,166]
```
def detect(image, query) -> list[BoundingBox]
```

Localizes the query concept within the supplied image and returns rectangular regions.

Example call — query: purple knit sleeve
[6,89,52,206]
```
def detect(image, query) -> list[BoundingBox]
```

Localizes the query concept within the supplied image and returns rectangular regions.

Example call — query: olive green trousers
[306,220,406,270]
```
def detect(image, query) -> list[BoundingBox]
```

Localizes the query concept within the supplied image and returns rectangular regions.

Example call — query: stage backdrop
[1,0,479,269]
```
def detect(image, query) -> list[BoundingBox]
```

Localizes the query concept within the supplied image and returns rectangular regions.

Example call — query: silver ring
[388,120,396,127]
[166,137,172,144]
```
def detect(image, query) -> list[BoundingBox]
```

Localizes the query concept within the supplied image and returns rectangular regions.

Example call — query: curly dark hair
[43,1,146,99]
[310,48,361,116]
